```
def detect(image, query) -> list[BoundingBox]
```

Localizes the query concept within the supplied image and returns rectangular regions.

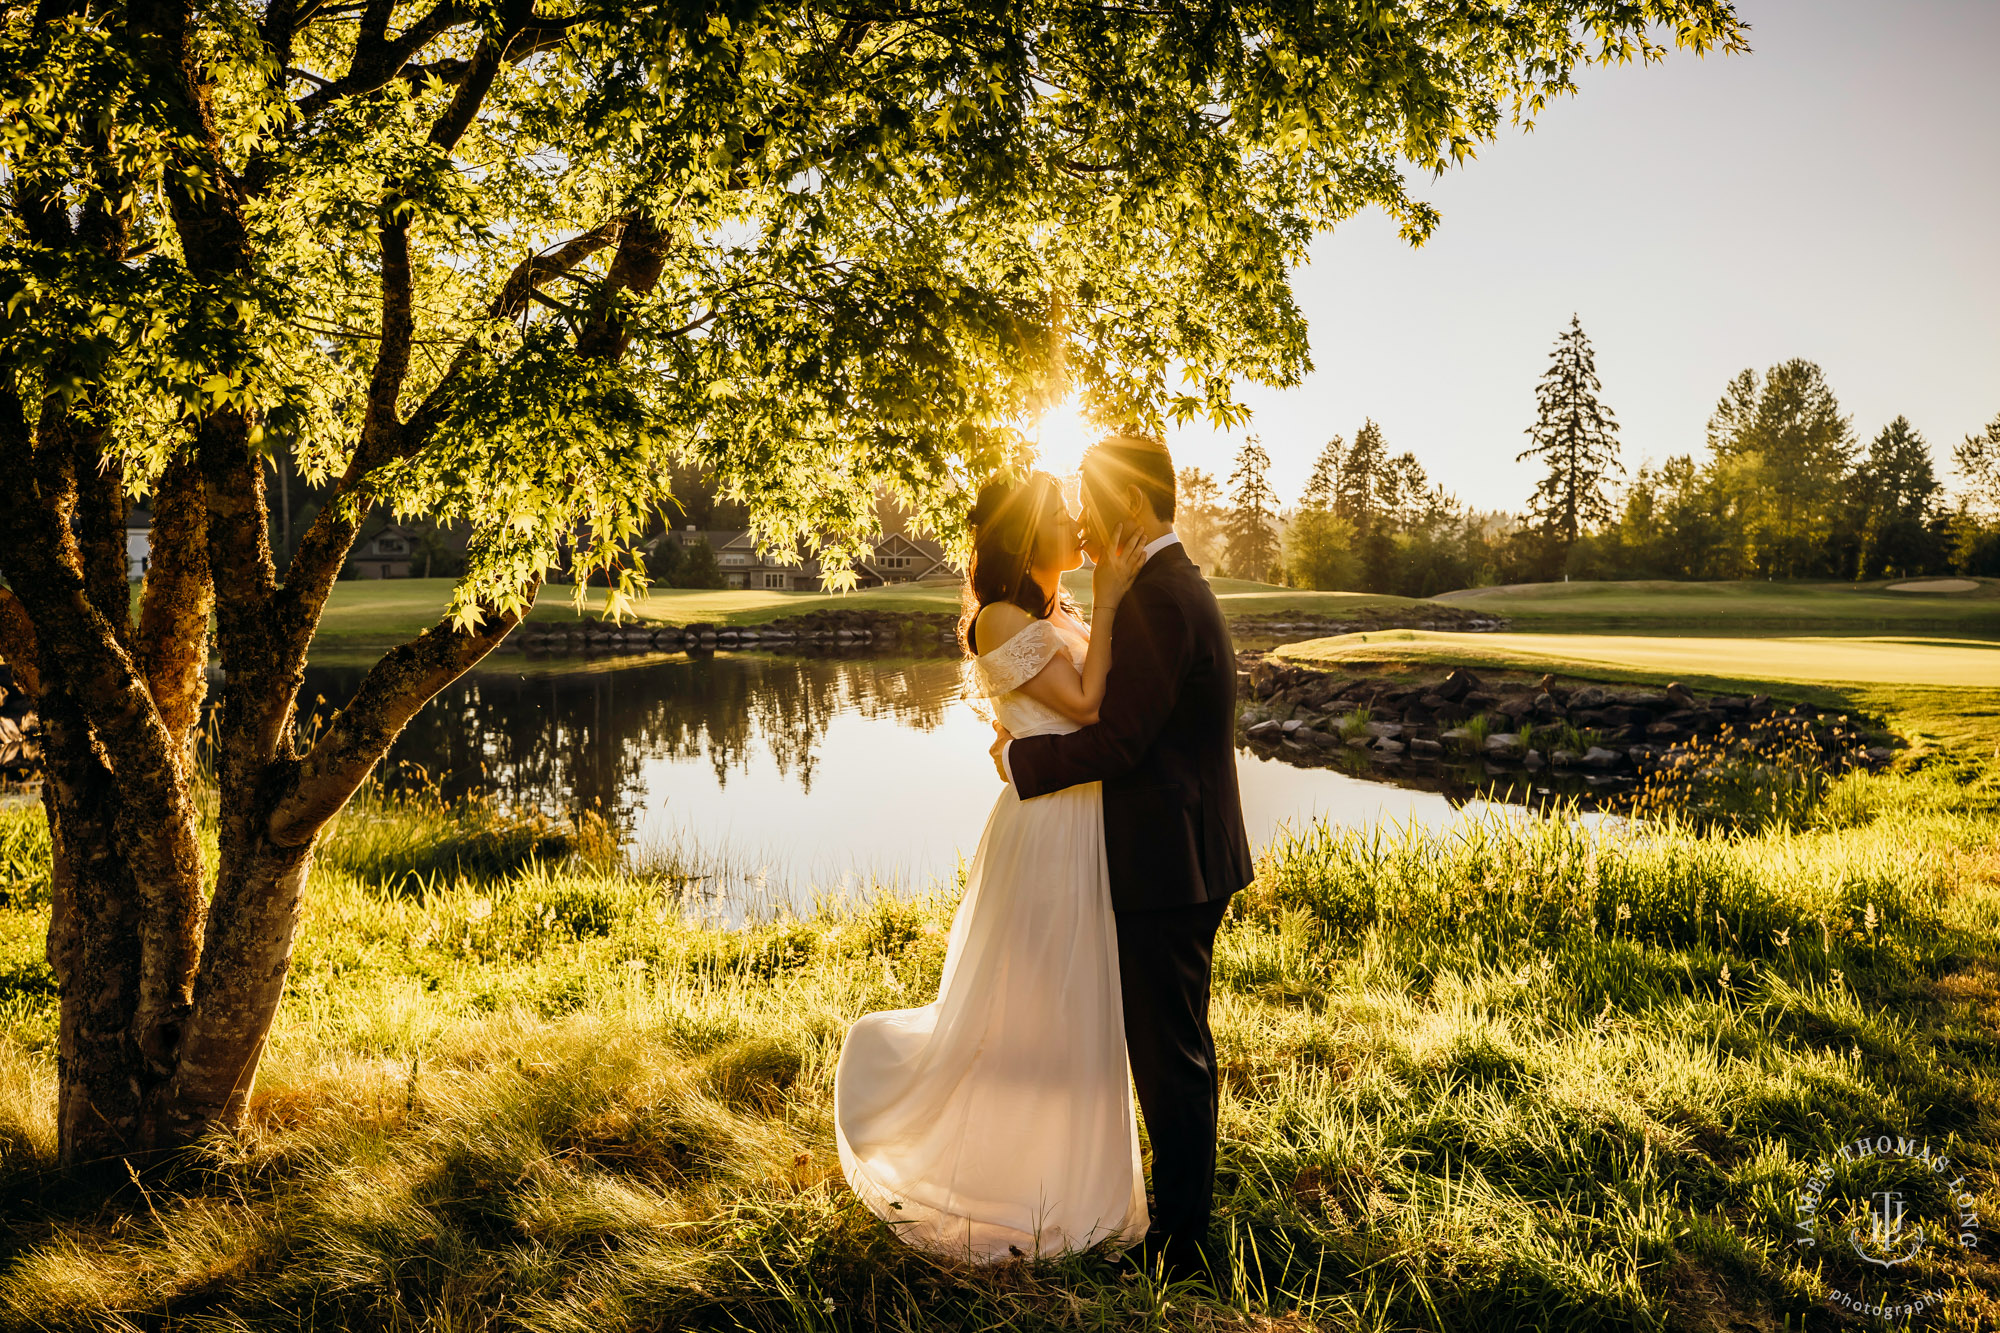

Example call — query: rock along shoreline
[1237,658,1900,792]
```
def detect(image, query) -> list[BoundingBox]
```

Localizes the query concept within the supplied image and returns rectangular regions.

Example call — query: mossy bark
[0,0,654,1163]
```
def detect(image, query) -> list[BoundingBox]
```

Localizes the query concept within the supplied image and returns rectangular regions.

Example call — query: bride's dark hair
[958,469,1080,655]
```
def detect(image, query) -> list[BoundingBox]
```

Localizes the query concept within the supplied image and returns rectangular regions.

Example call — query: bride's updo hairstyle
[958,469,1078,656]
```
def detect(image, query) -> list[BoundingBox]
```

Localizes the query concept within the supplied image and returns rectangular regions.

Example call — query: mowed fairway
[311,575,1428,644]
[1279,629,2000,689]
[1436,576,2000,629]
[1278,629,2000,757]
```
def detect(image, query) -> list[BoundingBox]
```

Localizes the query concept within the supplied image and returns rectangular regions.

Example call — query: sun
[1028,397,1100,478]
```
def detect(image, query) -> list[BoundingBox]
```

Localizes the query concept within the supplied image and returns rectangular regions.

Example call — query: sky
[1048,0,2000,511]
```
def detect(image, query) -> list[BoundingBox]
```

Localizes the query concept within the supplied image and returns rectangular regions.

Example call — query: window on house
[764,573,786,589]
[723,553,747,565]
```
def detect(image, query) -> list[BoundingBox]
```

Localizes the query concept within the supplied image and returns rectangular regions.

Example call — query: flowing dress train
[833,612,1148,1260]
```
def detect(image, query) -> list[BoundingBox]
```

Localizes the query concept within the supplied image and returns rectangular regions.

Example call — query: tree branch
[136,454,214,760]
[293,1,476,120]
[267,581,538,844]
[576,213,668,362]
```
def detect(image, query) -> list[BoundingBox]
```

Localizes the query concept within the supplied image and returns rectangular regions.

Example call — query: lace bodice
[969,613,1090,739]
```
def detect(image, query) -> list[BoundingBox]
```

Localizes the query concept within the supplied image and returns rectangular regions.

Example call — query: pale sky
[1148,0,2000,511]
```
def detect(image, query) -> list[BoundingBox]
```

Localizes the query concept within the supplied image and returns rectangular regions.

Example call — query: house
[346,524,415,579]
[668,527,952,591]
[714,530,818,590]
[125,507,153,579]
[670,528,821,590]
[853,532,948,586]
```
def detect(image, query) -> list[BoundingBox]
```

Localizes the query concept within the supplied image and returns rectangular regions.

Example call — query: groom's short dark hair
[1082,430,1175,522]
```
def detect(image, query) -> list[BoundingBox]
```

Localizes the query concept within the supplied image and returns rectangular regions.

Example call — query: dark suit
[1007,540,1252,1265]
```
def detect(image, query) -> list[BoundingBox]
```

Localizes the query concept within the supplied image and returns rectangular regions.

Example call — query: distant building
[125,507,152,578]
[852,532,948,586]
[347,524,415,579]
[670,527,951,590]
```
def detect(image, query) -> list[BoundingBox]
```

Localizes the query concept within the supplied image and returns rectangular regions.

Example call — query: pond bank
[504,602,1509,658]
[1238,656,1901,798]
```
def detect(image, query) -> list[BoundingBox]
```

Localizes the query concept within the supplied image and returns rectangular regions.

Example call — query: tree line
[1197,316,2000,592]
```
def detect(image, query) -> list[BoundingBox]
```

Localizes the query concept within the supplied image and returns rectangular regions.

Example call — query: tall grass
[0,767,1996,1330]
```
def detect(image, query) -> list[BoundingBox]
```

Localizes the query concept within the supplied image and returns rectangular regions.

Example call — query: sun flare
[1028,397,1100,479]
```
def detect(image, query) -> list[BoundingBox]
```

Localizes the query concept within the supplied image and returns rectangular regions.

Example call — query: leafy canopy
[0,0,1748,614]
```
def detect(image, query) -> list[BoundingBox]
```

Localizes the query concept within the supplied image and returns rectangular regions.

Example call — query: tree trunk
[158,835,317,1140]
[1,0,651,1167]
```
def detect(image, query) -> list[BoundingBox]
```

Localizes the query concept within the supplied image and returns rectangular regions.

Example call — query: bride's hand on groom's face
[989,723,1013,783]
[1091,522,1143,606]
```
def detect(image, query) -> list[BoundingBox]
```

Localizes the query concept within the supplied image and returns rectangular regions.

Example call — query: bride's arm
[978,534,1143,725]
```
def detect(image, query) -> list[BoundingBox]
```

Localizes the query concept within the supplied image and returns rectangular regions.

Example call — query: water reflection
[305,651,1594,914]
[308,653,962,820]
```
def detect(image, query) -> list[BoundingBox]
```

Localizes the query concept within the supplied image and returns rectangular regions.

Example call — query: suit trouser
[1115,896,1230,1260]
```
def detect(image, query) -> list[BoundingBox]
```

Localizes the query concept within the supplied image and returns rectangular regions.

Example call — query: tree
[1332,420,1386,530]
[1284,437,1354,589]
[676,537,726,591]
[1849,417,1943,579]
[1707,360,1855,577]
[1173,468,1226,574]
[1610,454,1747,579]
[1224,441,1281,582]
[1955,413,2000,521]
[0,0,1748,1163]
[1519,314,1622,557]
[1950,413,2000,575]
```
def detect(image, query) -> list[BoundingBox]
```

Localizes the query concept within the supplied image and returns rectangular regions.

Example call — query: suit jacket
[1008,543,1253,913]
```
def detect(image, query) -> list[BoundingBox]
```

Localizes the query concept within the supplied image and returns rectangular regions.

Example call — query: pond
[304,650,1598,915]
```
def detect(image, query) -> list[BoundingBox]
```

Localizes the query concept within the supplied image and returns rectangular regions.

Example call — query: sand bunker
[1885,578,1980,593]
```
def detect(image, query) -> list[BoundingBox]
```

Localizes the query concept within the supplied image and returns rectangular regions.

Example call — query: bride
[833,467,1147,1261]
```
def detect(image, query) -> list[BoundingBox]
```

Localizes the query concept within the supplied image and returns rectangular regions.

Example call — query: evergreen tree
[1852,416,1943,579]
[1519,314,1622,555]
[1333,419,1388,528]
[1955,413,2000,521]
[1707,359,1854,577]
[1332,419,1404,590]
[1173,467,1226,573]
[1285,437,1354,589]
[1303,435,1343,510]
[1224,440,1281,582]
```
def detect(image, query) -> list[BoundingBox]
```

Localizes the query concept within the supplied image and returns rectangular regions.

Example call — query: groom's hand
[989,723,1014,783]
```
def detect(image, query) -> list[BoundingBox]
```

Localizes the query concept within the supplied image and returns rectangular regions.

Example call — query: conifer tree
[1224,440,1281,582]
[1706,359,1853,576]
[1173,468,1227,572]
[1852,416,1942,578]
[1334,419,1389,528]
[1519,314,1623,554]
[1285,437,1354,588]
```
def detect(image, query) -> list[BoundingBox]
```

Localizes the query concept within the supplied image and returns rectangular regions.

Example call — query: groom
[990,431,1254,1281]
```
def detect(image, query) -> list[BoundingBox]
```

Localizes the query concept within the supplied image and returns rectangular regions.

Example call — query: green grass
[1279,630,2000,768]
[1,751,1998,1328]
[310,576,1427,646]
[1438,577,2000,631]
[308,576,2000,647]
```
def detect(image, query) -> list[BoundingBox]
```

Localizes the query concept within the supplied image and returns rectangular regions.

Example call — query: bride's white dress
[833,609,1148,1260]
